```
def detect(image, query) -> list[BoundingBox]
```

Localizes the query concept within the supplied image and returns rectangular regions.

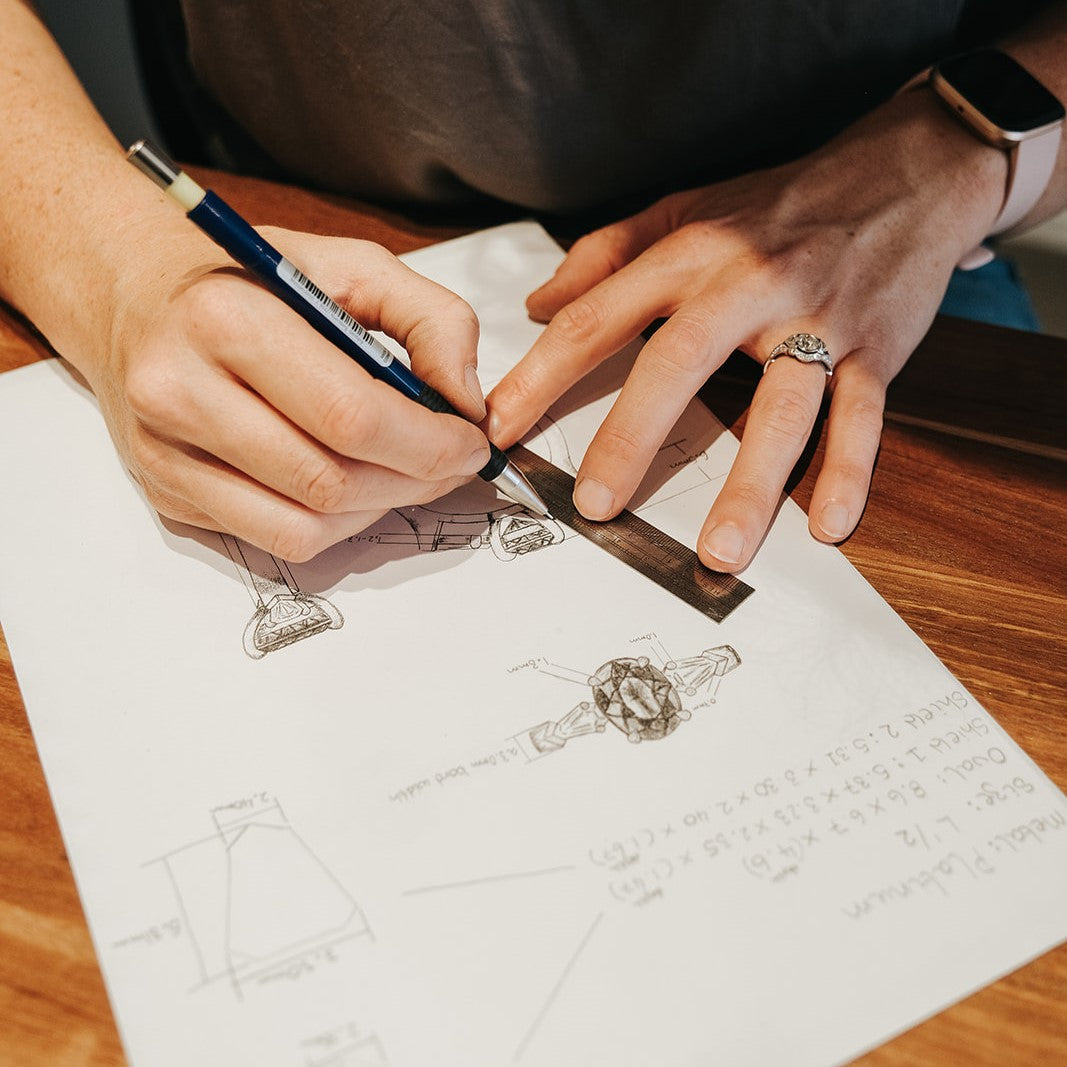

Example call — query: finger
[698,355,829,571]
[807,356,886,543]
[488,256,683,448]
[125,466,219,532]
[571,300,752,520]
[176,374,484,515]
[341,254,486,422]
[172,278,491,483]
[133,431,405,561]
[526,204,671,322]
[273,234,486,419]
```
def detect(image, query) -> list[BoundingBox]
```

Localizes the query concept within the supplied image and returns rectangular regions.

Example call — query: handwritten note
[0,223,1063,1066]
[386,677,1061,912]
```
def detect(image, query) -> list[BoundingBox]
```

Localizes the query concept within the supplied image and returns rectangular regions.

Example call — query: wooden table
[1,170,1065,1066]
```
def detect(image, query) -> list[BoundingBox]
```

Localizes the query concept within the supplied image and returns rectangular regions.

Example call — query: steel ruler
[510,445,754,624]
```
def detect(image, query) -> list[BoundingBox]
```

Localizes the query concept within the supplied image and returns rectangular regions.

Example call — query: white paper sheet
[0,222,1064,1067]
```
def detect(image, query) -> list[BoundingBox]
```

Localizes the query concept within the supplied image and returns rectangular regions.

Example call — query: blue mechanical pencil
[126,139,549,518]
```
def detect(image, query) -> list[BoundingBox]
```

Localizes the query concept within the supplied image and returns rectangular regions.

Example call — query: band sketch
[220,534,343,659]
[517,644,741,756]
[350,500,567,559]
[348,415,729,563]
[146,794,371,998]
[348,415,573,559]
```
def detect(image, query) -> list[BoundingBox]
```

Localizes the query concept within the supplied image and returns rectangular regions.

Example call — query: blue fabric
[938,253,1041,332]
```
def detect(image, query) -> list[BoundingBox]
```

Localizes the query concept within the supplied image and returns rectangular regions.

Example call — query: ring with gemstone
[763,333,834,377]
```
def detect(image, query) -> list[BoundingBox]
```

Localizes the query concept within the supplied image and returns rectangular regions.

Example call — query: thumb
[279,230,486,421]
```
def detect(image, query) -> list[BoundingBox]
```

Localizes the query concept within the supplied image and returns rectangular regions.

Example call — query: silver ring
[763,333,833,377]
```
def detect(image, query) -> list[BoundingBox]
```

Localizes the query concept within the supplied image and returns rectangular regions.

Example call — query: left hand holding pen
[487,89,1007,571]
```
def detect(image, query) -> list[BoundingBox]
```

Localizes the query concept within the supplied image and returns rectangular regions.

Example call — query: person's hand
[487,90,1007,571]
[0,2,492,562]
[90,227,490,560]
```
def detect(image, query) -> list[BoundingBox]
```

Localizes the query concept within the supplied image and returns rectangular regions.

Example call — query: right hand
[89,227,490,560]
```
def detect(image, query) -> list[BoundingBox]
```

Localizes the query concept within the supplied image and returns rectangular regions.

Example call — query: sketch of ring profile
[220,534,343,659]
[351,500,566,559]
[346,413,728,565]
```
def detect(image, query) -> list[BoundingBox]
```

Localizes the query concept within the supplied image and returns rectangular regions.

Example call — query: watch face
[936,49,1065,134]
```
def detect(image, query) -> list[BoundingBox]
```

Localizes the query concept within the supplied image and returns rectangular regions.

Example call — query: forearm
[0,0,186,369]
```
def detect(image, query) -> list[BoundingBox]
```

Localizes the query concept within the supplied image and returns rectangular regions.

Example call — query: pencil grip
[415,382,458,416]
[416,383,507,482]
[478,445,509,481]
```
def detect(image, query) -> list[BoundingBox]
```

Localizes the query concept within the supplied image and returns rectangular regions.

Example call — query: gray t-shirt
[179,1,970,213]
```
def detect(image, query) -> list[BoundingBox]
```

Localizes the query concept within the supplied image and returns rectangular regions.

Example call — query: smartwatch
[928,49,1064,241]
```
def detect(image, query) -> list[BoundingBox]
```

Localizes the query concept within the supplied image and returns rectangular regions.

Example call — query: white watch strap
[898,65,1063,269]
[992,122,1062,235]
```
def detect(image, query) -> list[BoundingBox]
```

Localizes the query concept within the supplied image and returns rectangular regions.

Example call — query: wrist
[857,85,1011,265]
[911,50,1063,249]
[3,148,219,385]
[0,146,166,362]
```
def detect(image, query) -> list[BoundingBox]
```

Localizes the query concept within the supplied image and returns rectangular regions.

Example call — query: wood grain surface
[0,169,1064,1066]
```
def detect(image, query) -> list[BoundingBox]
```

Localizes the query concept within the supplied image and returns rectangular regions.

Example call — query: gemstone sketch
[519,645,741,756]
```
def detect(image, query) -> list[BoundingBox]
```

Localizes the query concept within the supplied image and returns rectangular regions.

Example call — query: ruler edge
[509,444,754,623]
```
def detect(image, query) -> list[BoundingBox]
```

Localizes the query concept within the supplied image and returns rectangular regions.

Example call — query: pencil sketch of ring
[763,333,834,376]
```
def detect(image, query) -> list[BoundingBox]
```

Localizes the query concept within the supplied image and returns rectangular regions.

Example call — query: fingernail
[573,476,615,519]
[464,365,486,419]
[464,446,491,475]
[703,523,745,565]
[526,283,556,322]
[818,501,851,540]
[530,272,558,299]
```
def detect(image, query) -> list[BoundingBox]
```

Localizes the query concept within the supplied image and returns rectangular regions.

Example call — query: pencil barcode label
[276,258,394,367]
